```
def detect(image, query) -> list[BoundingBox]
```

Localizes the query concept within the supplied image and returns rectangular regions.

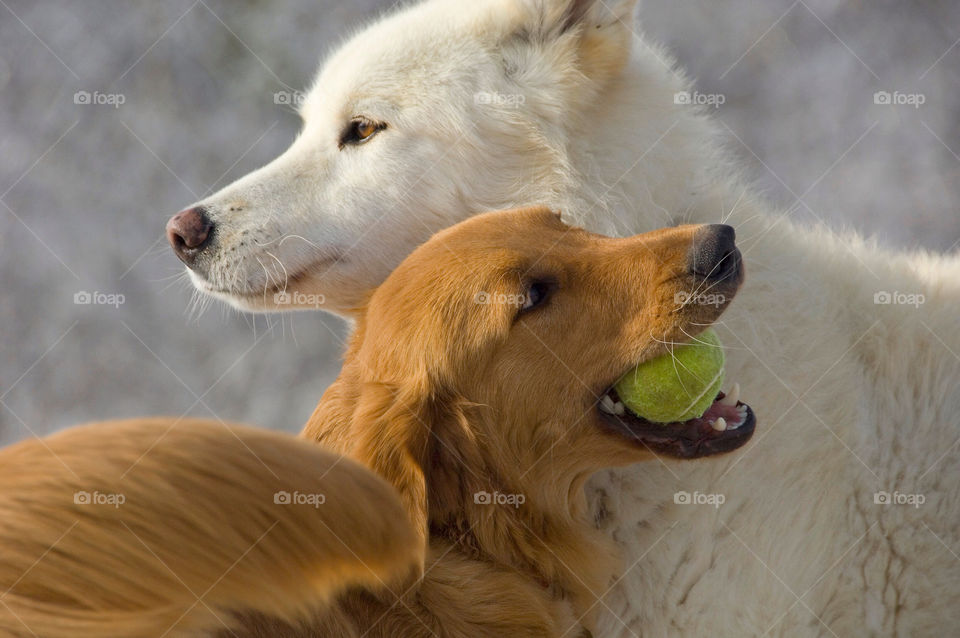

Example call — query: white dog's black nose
[167,206,214,266]
[689,224,741,283]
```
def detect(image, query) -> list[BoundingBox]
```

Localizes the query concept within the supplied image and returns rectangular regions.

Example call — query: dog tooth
[600,395,615,414]
[712,417,727,432]
[728,407,747,429]
[720,382,740,406]
[613,401,625,416]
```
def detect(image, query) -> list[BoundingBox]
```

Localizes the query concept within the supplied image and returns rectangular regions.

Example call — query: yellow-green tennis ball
[614,329,725,424]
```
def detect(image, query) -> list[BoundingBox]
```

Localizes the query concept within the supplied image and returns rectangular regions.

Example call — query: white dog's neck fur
[569,24,960,638]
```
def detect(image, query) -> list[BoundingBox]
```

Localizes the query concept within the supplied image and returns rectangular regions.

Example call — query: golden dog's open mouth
[598,387,755,458]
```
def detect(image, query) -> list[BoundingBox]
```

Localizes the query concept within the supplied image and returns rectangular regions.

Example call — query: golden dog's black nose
[688,224,740,283]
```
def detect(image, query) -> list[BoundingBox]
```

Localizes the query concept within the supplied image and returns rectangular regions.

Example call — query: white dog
[168,0,960,635]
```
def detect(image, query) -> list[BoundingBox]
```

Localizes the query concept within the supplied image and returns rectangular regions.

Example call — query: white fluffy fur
[183,0,960,634]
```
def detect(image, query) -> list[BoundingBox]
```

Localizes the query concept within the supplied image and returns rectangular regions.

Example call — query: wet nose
[688,224,741,283]
[166,206,214,265]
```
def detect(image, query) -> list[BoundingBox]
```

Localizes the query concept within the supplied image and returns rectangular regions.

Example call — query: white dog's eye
[339,117,385,148]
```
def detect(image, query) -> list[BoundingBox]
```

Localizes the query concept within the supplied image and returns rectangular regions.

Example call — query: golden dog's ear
[348,380,432,560]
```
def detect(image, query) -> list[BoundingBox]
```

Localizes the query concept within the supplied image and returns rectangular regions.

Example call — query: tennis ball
[614,329,725,424]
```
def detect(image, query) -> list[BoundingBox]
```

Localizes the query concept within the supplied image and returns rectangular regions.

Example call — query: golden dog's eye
[339,118,385,148]
[520,281,552,313]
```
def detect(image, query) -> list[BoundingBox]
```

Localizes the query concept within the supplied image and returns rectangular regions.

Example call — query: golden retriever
[0,207,754,637]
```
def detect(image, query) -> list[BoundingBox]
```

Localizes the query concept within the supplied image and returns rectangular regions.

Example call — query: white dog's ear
[499,0,640,86]
[529,0,639,35]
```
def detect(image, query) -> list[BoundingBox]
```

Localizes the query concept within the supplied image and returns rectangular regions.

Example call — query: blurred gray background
[2,0,958,445]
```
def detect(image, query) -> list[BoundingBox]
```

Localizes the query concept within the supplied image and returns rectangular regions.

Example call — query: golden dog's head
[306,207,754,551]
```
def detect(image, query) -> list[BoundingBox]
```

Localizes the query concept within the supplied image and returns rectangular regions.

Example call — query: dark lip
[599,390,756,459]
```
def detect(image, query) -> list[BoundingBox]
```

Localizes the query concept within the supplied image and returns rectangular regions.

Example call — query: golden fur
[0,419,419,637]
[0,208,743,637]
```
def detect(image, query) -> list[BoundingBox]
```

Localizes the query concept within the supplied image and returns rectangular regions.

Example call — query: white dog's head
[167,0,643,312]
